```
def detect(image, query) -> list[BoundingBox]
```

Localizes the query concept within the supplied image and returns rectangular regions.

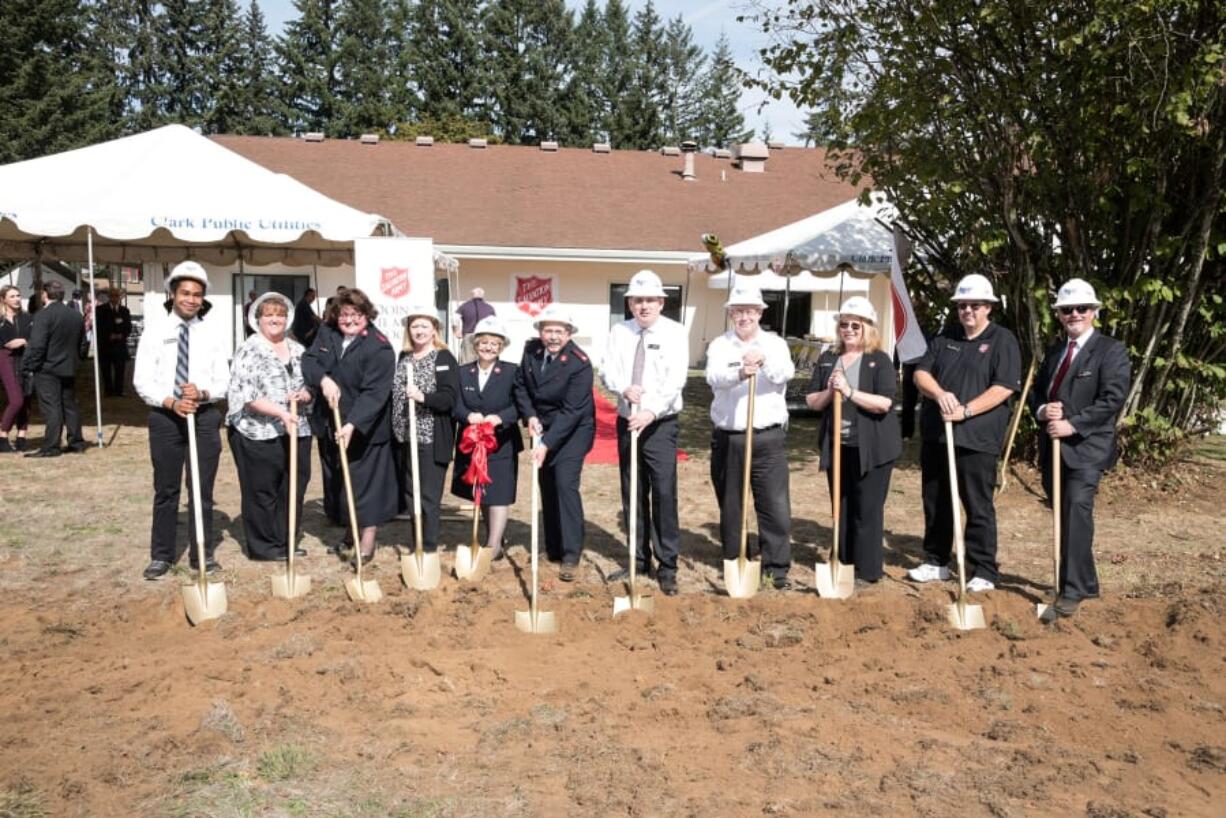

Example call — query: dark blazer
[1029,331,1130,471]
[301,322,395,446]
[22,301,83,378]
[453,360,525,459]
[94,302,133,358]
[808,349,902,474]
[514,338,595,455]
[395,348,461,465]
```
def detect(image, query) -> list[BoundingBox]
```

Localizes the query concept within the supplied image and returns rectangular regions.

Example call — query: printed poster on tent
[355,237,436,351]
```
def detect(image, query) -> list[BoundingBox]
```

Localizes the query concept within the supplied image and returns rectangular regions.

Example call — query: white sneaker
[966,577,995,593]
[907,563,951,583]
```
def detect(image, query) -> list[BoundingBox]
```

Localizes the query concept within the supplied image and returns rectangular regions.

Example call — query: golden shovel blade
[270,570,312,599]
[946,598,987,631]
[612,588,654,617]
[182,580,228,625]
[401,551,442,590]
[344,574,383,603]
[723,558,760,599]
[453,544,493,582]
[814,561,855,599]
[515,608,557,634]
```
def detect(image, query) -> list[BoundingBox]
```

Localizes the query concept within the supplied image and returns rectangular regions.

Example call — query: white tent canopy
[690,197,897,283]
[0,124,455,273]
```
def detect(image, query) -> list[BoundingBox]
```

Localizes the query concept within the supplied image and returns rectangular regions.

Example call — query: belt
[718,423,783,434]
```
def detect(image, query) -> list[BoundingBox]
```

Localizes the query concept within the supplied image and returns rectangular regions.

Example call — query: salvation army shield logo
[515,275,552,317]
[380,266,411,299]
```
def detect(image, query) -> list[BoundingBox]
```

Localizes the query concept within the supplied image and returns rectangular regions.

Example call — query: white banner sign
[354,237,436,352]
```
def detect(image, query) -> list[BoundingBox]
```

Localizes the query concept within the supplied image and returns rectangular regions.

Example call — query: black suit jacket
[1029,331,1130,471]
[22,301,83,378]
[809,349,903,474]
[301,323,396,446]
[454,360,525,459]
[514,338,595,455]
[94,302,133,358]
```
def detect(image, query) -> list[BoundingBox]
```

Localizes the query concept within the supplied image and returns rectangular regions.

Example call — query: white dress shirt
[705,329,795,430]
[134,309,231,408]
[601,315,689,419]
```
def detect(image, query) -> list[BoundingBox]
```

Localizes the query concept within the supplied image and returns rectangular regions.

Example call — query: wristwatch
[963,405,974,420]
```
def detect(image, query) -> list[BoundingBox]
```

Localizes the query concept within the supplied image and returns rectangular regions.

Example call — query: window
[608,283,683,326]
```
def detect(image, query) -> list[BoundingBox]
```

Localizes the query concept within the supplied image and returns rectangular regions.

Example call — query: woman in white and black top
[392,306,460,554]
[226,292,314,561]
[805,296,901,585]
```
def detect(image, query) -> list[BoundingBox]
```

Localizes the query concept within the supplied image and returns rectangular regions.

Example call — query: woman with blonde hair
[805,296,901,586]
[392,306,460,556]
[0,285,32,452]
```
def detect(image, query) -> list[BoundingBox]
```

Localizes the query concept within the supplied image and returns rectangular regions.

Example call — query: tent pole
[87,229,103,447]
[783,274,791,338]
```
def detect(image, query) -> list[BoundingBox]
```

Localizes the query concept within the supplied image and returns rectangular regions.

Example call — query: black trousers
[920,441,999,583]
[229,428,312,560]
[901,363,919,439]
[1042,462,1102,601]
[826,447,894,582]
[710,426,792,577]
[33,373,83,451]
[100,352,126,396]
[617,415,681,577]
[148,405,221,565]
[402,443,448,553]
[539,446,586,565]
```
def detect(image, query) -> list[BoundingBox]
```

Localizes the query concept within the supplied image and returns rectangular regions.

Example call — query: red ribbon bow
[458,422,497,505]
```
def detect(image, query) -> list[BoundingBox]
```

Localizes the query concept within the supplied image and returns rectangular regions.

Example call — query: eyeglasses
[1058,305,1094,316]
[337,311,363,323]
[838,321,863,331]
[957,302,988,312]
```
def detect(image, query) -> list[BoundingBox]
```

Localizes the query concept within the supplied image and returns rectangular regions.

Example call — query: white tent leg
[87,229,103,447]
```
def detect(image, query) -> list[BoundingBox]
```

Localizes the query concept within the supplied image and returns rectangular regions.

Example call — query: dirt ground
[0,387,1224,818]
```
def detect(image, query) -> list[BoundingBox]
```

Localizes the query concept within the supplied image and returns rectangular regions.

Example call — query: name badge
[1075,370,1091,378]
[436,365,450,371]
[727,361,740,368]
[163,337,176,345]
[648,343,660,350]
[946,344,961,351]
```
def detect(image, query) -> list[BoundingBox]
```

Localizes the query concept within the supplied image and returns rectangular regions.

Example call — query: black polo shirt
[916,322,1021,454]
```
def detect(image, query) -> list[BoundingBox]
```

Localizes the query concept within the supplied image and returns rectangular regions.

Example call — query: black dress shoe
[558,564,578,582]
[608,566,650,582]
[769,573,791,591]
[0,439,13,453]
[13,438,27,451]
[143,560,172,580]
[189,557,222,574]
[63,443,88,454]
[1053,596,1081,617]
[658,574,679,596]
[294,546,307,557]
[25,449,60,458]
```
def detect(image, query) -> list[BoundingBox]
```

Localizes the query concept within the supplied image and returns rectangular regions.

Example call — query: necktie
[174,323,190,398]
[631,330,646,387]
[1048,340,1077,399]
[542,353,552,372]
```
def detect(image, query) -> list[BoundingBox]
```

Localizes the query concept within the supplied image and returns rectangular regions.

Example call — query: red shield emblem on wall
[380,266,411,299]
[515,275,553,316]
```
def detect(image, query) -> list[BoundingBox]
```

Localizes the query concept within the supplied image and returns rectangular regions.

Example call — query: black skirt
[451,438,519,506]
[320,435,398,528]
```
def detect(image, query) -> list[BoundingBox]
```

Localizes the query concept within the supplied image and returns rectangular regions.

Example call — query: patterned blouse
[226,334,312,441]
[392,349,437,445]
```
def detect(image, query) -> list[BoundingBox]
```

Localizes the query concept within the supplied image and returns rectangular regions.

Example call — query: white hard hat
[166,260,210,292]
[837,295,877,325]
[951,273,999,302]
[724,281,767,309]
[625,269,666,299]
[472,315,509,344]
[247,292,295,334]
[402,303,441,329]
[1054,278,1101,308]
[533,302,579,334]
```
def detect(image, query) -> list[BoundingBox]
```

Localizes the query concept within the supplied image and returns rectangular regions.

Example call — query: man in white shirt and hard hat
[705,281,796,590]
[1030,279,1130,619]
[602,270,689,595]
[909,273,1021,592]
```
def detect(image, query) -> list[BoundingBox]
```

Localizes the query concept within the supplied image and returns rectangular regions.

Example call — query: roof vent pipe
[680,140,698,181]
[468,138,488,149]
[359,133,379,145]
[303,132,324,142]
[415,135,434,146]
[593,142,611,153]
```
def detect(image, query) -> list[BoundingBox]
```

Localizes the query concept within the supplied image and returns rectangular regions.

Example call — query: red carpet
[585,388,689,465]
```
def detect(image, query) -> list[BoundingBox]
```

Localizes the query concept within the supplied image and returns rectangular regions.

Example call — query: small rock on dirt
[1187,745,1226,773]
[763,624,803,648]
[1085,801,1133,818]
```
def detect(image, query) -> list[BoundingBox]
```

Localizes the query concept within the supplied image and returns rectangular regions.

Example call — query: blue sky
[256,0,805,143]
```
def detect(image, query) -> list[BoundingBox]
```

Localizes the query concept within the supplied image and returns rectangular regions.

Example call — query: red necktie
[1048,341,1077,399]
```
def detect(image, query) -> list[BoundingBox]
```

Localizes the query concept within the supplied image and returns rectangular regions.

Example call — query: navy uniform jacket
[95,302,133,358]
[1029,331,1130,471]
[301,322,395,446]
[22,301,84,379]
[453,360,524,460]
[514,338,595,456]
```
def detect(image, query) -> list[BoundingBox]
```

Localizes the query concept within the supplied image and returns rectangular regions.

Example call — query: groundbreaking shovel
[182,413,227,624]
[335,403,381,603]
[272,398,311,599]
[516,434,557,633]
[402,398,442,590]
[1037,437,1061,619]
[453,499,494,581]
[723,374,762,599]
[614,408,653,616]
[944,419,985,631]
[815,391,855,599]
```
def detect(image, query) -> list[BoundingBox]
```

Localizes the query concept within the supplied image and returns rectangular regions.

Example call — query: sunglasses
[838,321,863,331]
[1058,305,1094,316]
[957,302,988,311]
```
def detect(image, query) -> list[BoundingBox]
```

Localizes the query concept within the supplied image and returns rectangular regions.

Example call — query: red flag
[890,227,927,363]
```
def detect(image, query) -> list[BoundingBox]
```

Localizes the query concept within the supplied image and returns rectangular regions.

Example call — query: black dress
[451,360,523,505]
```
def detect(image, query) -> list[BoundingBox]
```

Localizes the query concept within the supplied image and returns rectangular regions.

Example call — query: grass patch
[0,780,49,818]
[256,744,312,783]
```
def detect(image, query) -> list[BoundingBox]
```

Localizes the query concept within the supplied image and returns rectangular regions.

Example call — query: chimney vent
[767,140,785,150]
[303,132,325,143]
[540,141,559,152]
[732,141,770,173]
[660,145,681,157]
[415,135,434,147]
[592,142,611,153]
[680,140,698,182]
[468,138,488,149]
[713,148,732,159]
[359,133,379,145]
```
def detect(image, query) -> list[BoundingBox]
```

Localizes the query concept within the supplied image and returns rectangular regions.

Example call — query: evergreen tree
[199,0,245,134]
[793,109,836,147]
[122,0,169,132]
[482,0,573,144]
[333,0,396,136]
[599,0,635,148]
[697,32,747,148]
[557,0,604,145]
[277,0,342,134]
[660,14,705,144]
[230,0,285,134]
[384,0,416,124]
[161,0,209,125]
[407,0,487,122]
[619,0,667,149]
